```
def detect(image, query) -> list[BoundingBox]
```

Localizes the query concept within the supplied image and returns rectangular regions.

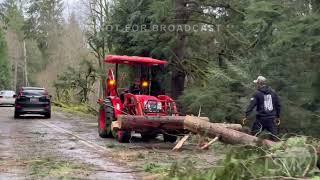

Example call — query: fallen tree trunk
[116,115,243,131]
[211,123,243,131]
[116,115,274,146]
[184,116,275,147]
[116,116,185,131]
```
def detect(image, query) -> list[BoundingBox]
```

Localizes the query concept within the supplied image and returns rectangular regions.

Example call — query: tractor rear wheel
[98,100,114,138]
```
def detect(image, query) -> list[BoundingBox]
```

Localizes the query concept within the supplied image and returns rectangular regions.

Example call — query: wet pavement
[0,107,137,179]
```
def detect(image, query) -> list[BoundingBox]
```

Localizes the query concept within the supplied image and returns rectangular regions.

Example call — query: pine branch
[224,29,250,45]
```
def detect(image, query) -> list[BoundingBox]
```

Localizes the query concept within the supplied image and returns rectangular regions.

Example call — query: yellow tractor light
[142,81,149,88]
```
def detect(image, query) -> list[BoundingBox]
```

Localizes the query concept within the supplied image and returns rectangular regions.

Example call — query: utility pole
[23,40,28,86]
[14,60,17,92]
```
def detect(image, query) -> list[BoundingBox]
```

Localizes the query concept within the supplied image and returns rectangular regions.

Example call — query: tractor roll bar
[105,55,167,66]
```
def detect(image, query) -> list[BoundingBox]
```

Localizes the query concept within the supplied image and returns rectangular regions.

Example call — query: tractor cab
[103,55,177,116]
[104,55,165,95]
[98,55,180,143]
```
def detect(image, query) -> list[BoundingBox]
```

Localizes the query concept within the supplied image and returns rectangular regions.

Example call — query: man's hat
[253,76,267,84]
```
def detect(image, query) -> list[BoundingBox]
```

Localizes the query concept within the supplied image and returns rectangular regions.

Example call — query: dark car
[14,87,51,119]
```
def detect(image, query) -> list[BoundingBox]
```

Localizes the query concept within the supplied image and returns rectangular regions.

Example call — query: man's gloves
[275,118,281,126]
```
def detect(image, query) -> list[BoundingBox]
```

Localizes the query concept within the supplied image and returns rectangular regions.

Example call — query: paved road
[0,107,136,180]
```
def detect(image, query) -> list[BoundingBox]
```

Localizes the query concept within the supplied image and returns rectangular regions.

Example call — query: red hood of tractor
[134,95,164,116]
[121,94,177,116]
[134,95,160,103]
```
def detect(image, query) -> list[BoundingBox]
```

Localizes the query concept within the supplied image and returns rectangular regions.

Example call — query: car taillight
[15,105,21,108]
[42,96,50,100]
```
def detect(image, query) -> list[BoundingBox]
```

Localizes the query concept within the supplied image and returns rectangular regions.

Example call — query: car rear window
[22,90,46,96]
[0,91,15,96]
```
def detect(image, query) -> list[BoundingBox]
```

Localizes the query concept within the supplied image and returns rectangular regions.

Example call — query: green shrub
[166,137,320,180]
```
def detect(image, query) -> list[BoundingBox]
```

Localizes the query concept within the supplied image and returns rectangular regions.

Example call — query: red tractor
[97,55,183,143]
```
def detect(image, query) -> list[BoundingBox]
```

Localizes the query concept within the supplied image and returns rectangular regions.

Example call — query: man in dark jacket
[244,76,281,139]
[129,79,141,95]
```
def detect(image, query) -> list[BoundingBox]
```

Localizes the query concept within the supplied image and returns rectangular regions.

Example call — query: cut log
[184,116,275,147]
[211,123,242,131]
[116,115,242,131]
[189,116,243,131]
[172,134,190,151]
[194,117,210,121]
[200,136,219,150]
[116,115,185,132]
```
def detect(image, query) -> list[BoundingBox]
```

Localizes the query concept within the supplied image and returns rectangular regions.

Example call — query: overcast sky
[64,0,80,16]
[0,0,79,4]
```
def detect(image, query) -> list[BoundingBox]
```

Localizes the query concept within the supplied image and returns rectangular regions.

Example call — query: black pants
[251,118,278,140]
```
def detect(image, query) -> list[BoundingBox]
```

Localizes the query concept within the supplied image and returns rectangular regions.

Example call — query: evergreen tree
[24,0,64,51]
[0,28,10,89]
[0,0,25,90]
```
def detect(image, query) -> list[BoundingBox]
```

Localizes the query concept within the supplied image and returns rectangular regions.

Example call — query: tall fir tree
[0,28,10,89]
[24,0,64,52]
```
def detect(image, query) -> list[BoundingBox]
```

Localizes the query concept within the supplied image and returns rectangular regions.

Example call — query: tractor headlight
[116,103,120,110]
[157,102,162,110]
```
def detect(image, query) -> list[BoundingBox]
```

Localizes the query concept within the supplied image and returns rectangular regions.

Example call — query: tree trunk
[23,40,28,86]
[115,115,274,146]
[115,115,185,132]
[312,0,320,13]
[115,115,243,131]
[14,61,17,91]
[171,0,189,99]
[183,116,275,147]
[211,123,243,131]
[171,71,186,99]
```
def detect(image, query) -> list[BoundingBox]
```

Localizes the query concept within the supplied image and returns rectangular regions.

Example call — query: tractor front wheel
[98,102,114,138]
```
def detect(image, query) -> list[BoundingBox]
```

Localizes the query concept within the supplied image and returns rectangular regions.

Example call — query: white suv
[0,90,16,106]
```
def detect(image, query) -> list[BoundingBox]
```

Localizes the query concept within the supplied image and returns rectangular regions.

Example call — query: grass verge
[27,158,89,179]
[103,136,227,179]
[52,101,97,117]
